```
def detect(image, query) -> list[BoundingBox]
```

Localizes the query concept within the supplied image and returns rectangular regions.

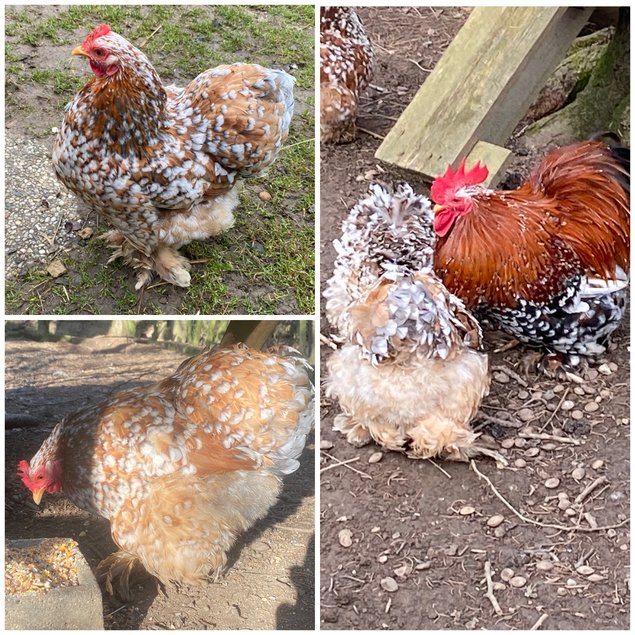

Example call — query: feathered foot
[97,550,146,601]
[101,231,191,289]
[333,413,372,447]
[152,245,191,288]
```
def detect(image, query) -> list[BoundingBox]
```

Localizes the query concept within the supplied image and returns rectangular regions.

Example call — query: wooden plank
[375,6,593,182]
[464,141,512,188]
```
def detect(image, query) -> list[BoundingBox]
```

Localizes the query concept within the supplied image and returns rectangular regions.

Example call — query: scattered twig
[320,452,372,479]
[575,548,595,569]
[518,430,580,445]
[491,364,528,387]
[137,24,162,48]
[427,458,452,479]
[358,126,385,140]
[530,613,549,630]
[493,338,521,353]
[470,461,629,533]
[483,561,503,616]
[574,476,608,506]
[408,58,432,73]
[539,387,570,432]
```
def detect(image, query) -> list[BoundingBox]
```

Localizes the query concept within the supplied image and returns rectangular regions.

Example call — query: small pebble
[588,574,606,582]
[571,467,586,480]
[525,447,540,457]
[566,578,577,587]
[371,527,380,533]
[517,408,534,422]
[586,369,599,380]
[544,477,560,489]
[557,492,569,500]
[378,555,388,564]
[415,562,431,571]
[561,400,575,411]
[584,402,599,413]
[320,440,334,450]
[493,526,507,538]
[509,576,527,588]
[608,362,618,372]
[514,458,527,468]
[543,390,555,401]
[514,438,527,449]
[493,581,506,591]
[394,563,409,578]
[501,438,515,449]
[553,384,565,393]
[573,386,585,396]
[518,390,529,400]
[258,190,272,202]
[380,577,398,593]
[487,515,504,528]
[338,529,353,548]
[535,560,553,571]
[557,587,567,596]
[368,452,383,464]
[571,410,584,420]
[494,371,510,384]
[500,568,515,582]
[598,363,612,376]
[459,505,476,516]
[557,499,571,511]
[565,508,577,517]
[607,529,617,539]
[542,443,556,451]
[576,565,594,576]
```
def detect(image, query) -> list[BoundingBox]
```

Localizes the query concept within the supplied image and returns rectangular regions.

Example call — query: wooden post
[375,7,593,185]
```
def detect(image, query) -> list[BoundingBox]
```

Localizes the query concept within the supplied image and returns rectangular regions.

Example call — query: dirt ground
[320,7,629,630]
[5,335,315,630]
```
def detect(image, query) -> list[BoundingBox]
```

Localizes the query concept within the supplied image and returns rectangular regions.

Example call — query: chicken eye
[93,48,105,58]
[36,474,44,480]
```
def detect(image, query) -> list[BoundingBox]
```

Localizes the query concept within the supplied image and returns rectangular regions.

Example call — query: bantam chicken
[431,139,630,368]
[52,24,295,288]
[18,345,314,597]
[324,184,499,462]
[320,7,374,143]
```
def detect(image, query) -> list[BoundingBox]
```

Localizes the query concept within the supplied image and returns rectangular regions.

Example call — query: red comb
[430,159,489,204]
[18,460,31,485]
[81,24,111,49]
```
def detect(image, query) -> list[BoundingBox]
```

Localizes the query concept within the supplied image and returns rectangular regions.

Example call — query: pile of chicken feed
[5,538,80,595]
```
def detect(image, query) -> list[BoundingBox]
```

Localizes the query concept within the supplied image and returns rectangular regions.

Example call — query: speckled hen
[53,25,295,288]
[324,184,499,462]
[18,345,314,596]
[320,7,374,143]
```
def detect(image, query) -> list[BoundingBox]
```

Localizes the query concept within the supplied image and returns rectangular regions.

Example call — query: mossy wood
[375,6,593,185]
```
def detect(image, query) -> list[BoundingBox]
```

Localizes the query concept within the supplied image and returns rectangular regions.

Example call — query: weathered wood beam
[375,7,593,184]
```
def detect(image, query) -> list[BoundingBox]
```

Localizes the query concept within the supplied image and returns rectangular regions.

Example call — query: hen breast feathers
[324,184,493,462]
[21,345,314,590]
[53,27,295,288]
[320,7,374,143]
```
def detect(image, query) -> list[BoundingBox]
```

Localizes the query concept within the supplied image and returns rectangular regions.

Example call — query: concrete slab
[6,538,103,630]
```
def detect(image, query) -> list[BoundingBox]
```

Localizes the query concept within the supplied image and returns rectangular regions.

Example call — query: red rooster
[18,345,313,597]
[431,139,630,368]
[53,25,295,288]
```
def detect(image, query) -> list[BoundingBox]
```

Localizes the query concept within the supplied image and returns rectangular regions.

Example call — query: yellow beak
[71,46,89,57]
[32,488,45,505]
[433,204,444,214]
